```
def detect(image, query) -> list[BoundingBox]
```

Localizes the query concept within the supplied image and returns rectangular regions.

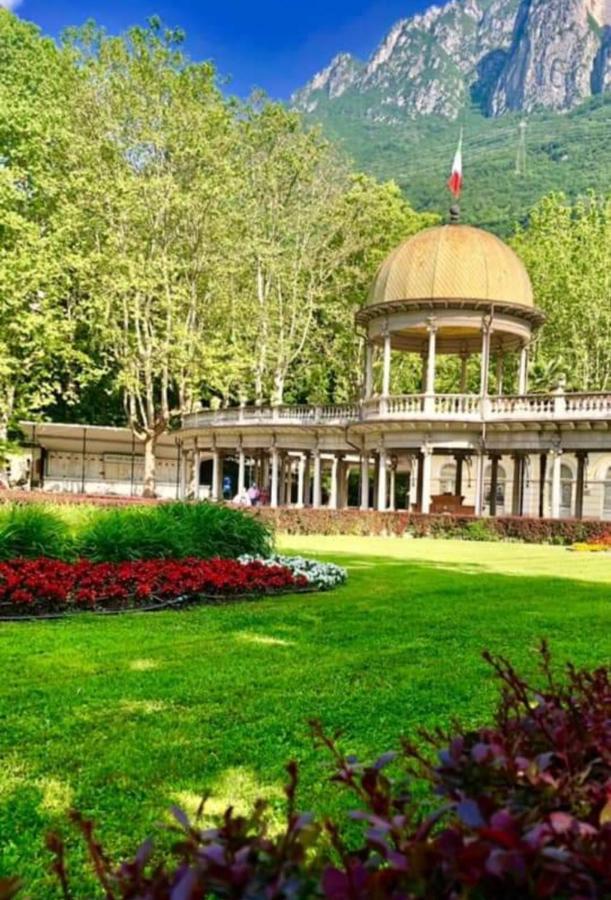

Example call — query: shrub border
[250,507,610,545]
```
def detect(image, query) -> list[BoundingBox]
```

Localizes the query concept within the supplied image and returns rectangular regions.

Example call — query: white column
[550,448,563,520]
[238,446,246,494]
[382,331,392,397]
[474,450,486,517]
[377,448,388,512]
[420,447,433,515]
[496,354,505,396]
[408,456,418,510]
[270,448,280,509]
[297,453,306,508]
[192,447,202,500]
[329,455,339,510]
[425,319,437,396]
[211,450,222,502]
[518,345,529,395]
[480,319,492,397]
[180,450,189,500]
[360,454,369,511]
[365,341,374,399]
[312,450,322,509]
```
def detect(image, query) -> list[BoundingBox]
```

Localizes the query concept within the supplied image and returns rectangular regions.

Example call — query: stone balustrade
[182,391,611,430]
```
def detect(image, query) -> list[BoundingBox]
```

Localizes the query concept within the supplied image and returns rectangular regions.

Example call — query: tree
[66,20,237,495]
[0,12,92,439]
[513,193,611,392]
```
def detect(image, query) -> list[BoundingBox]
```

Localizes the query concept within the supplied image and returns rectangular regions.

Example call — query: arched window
[484,464,507,513]
[439,463,456,494]
[560,464,573,518]
[603,467,611,520]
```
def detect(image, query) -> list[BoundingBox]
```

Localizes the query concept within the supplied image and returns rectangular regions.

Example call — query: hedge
[250,507,611,545]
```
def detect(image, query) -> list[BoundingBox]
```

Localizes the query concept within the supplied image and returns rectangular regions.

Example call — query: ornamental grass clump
[75,502,273,562]
[0,504,73,561]
[31,643,611,899]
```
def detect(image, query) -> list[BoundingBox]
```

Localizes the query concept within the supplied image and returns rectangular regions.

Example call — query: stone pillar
[188,448,199,500]
[575,452,587,520]
[550,448,563,520]
[425,318,437,396]
[270,448,280,509]
[489,454,500,517]
[420,446,433,515]
[416,451,424,511]
[180,449,189,500]
[365,341,374,399]
[283,455,293,507]
[496,354,505,396]
[454,454,464,497]
[377,448,388,512]
[312,450,322,509]
[511,454,525,517]
[382,330,392,397]
[211,449,222,502]
[329,455,340,510]
[480,317,492,397]
[297,453,307,508]
[518,345,529,395]
[238,446,246,495]
[538,453,547,518]
[303,452,311,506]
[474,450,486,517]
[360,454,370,511]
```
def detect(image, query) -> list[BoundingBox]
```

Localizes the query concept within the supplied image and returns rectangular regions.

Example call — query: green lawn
[1,537,610,896]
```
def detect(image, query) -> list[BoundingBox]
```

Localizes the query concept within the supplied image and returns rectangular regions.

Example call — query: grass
[1,536,610,896]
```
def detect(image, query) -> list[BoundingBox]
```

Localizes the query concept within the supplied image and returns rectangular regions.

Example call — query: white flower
[239,554,347,591]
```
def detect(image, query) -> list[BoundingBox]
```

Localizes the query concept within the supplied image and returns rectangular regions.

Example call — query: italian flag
[447,131,463,199]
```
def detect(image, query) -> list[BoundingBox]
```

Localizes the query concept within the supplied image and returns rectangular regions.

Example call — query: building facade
[21,221,611,520]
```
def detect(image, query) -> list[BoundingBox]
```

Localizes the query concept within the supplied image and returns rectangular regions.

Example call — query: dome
[368,224,534,309]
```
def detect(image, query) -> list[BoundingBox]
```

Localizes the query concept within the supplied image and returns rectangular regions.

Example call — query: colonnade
[364,317,530,401]
[179,441,590,520]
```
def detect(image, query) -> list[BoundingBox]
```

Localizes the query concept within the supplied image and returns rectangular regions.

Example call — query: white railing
[182,391,611,430]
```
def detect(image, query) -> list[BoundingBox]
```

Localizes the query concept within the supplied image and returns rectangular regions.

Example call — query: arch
[560,462,574,518]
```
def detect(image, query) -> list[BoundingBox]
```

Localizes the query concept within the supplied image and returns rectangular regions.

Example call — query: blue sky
[3,0,431,98]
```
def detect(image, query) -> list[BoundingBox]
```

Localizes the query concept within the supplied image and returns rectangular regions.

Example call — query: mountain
[294,0,611,122]
[292,0,611,234]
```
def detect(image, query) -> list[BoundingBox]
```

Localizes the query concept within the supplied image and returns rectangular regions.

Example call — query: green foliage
[72,502,272,562]
[307,96,611,237]
[512,192,611,391]
[0,503,71,560]
[1,536,610,896]
[0,501,272,563]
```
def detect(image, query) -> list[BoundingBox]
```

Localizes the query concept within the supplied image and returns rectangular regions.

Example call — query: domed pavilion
[21,215,611,520]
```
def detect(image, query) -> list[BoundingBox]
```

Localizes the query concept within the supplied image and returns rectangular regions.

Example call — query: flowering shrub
[33,644,611,898]
[251,507,610,545]
[0,558,306,617]
[571,532,611,552]
[240,554,347,590]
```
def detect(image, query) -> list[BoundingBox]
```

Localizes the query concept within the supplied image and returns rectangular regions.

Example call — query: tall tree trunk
[142,433,156,498]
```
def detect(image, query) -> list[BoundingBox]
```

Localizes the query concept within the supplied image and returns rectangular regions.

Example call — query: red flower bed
[0,558,307,617]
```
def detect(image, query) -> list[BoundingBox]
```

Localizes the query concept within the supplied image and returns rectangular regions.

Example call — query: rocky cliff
[293,0,611,121]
